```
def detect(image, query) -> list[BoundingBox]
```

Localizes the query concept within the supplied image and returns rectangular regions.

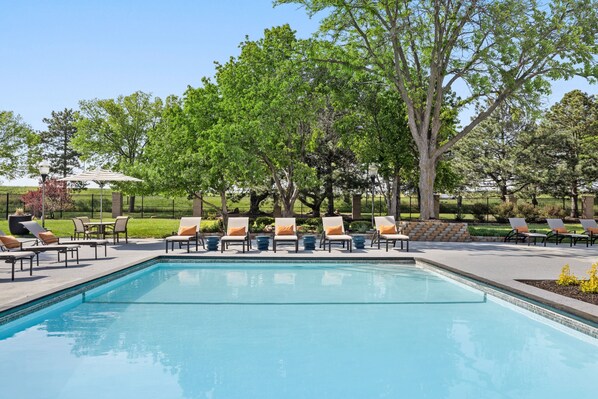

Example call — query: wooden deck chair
[221,217,251,253]
[372,216,410,252]
[273,218,298,253]
[580,219,598,246]
[546,219,589,247]
[165,217,204,253]
[320,216,352,253]
[504,218,547,246]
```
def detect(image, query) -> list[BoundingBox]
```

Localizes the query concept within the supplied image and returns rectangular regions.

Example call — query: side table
[303,235,316,250]
[256,235,270,251]
[205,236,219,251]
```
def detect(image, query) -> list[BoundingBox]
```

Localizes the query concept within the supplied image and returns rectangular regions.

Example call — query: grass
[467,223,585,237]
[0,218,222,239]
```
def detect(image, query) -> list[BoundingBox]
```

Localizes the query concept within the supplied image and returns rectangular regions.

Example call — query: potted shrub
[8,208,33,235]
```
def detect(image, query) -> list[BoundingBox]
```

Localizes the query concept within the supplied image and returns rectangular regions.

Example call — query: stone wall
[401,220,471,242]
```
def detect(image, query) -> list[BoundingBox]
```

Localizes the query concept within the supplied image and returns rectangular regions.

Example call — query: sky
[1,0,596,186]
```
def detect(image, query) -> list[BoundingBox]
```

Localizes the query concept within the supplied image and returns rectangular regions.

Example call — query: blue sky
[1,0,595,186]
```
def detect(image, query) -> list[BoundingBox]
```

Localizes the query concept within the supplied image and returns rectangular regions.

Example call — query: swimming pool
[1,260,597,398]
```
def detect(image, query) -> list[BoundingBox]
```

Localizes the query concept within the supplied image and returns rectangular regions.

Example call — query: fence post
[141,196,144,219]
[91,194,94,218]
[5,193,8,220]
[409,196,412,220]
[486,196,490,222]
[172,199,175,219]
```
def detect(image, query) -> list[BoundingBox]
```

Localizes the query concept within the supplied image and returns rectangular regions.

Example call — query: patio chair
[372,216,410,252]
[504,218,547,246]
[221,217,251,253]
[165,217,204,253]
[320,216,352,253]
[0,250,36,281]
[273,217,298,253]
[579,219,598,246]
[72,217,102,239]
[546,219,589,247]
[104,216,130,244]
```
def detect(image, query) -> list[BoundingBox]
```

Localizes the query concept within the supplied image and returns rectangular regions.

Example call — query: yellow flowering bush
[556,264,579,286]
[579,263,598,294]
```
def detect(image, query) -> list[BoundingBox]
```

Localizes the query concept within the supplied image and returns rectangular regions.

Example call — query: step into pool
[1,260,597,398]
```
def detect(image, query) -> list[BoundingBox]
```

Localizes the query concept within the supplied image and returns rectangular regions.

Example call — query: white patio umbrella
[59,168,142,221]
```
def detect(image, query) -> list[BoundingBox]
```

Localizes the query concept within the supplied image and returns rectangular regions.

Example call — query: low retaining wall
[402,220,472,242]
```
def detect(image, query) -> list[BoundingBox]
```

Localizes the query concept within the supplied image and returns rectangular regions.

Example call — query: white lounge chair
[273,217,298,253]
[165,217,204,253]
[580,219,598,246]
[505,218,547,246]
[320,216,352,253]
[546,219,589,247]
[221,217,251,253]
[372,216,410,252]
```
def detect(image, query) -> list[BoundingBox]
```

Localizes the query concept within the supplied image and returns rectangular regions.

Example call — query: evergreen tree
[41,108,81,177]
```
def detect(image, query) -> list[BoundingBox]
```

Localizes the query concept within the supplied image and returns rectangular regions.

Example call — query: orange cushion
[0,235,21,249]
[38,231,59,244]
[515,226,529,233]
[276,225,294,235]
[587,227,598,234]
[554,227,568,234]
[228,226,246,236]
[325,225,343,235]
[379,225,397,234]
[178,225,196,236]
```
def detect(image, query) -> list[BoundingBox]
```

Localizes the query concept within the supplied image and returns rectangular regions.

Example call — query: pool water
[1,261,597,399]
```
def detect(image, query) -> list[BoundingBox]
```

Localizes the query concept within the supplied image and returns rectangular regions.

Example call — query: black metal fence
[3,192,596,221]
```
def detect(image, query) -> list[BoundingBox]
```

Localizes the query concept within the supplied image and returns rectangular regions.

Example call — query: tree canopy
[276,0,598,218]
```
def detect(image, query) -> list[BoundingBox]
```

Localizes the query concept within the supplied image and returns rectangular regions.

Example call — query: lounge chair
[104,216,130,244]
[165,217,204,253]
[2,224,78,267]
[372,216,410,252]
[580,219,598,246]
[0,250,36,281]
[320,216,352,253]
[546,219,589,247]
[273,217,299,253]
[504,218,547,246]
[20,221,103,262]
[221,217,251,253]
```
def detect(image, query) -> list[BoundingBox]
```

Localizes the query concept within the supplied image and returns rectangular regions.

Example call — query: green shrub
[492,202,516,223]
[556,264,579,286]
[542,204,567,218]
[349,221,372,233]
[471,202,490,222]
[254,216,274,226]
[516,202,540,222]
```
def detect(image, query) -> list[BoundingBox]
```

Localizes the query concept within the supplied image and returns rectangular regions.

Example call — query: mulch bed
[519,280,598,306]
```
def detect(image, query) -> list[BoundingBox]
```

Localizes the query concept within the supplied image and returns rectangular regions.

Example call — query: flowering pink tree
[21,179,74,218]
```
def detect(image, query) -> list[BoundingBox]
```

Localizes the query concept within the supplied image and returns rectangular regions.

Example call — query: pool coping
[1,255,597,338]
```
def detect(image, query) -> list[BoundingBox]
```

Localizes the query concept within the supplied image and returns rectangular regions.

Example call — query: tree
[216,25,321,217]
[41,108,81,178]
[452,101,538,201]
[73,91,163,211]
[531,90,598,217]
[277,0,598,219]
[21,179,74,218]
[0,111,37,181]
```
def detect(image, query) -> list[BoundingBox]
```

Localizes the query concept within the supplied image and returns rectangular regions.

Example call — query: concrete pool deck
[1,239,597,322]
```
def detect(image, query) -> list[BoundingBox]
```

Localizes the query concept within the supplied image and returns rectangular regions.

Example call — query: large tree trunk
[219,190,228,226]
[325,177,334,216]
[128,196,135,213]
[570,184,579,218]
[249,190,269,216]
[389,173,400,220]
[418,155,437,219]
[298,194,324,217]
[499,184,508,203]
